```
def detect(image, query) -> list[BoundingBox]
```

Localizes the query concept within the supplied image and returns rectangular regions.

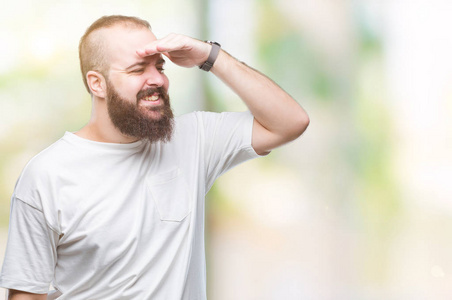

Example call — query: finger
[137,43,174,57]
[136,49,148,57]
[137,43,159,57]
[137,34,179,57]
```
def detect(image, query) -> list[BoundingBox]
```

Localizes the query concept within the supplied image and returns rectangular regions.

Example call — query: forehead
[100,25,158,67]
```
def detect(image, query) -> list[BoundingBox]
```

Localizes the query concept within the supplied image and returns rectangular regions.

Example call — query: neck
[74,96,139,144]
[75,122,139,144]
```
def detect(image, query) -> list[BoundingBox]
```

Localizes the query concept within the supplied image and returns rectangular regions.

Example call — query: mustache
[136,87,167,102]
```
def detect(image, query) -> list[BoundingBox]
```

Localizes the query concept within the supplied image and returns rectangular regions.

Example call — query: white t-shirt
[0,111,261,299]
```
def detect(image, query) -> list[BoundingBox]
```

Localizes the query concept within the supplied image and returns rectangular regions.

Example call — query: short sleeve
[0,196,58,294]
[202,111,264,190]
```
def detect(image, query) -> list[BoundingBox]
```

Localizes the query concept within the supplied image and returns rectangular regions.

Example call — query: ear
[86,71,107,98]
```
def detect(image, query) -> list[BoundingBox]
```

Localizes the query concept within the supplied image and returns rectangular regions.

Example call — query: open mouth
[142,94,159,102]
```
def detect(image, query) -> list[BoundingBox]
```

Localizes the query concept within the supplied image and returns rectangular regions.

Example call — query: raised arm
[210,49,309,155]
[137,33,309,155]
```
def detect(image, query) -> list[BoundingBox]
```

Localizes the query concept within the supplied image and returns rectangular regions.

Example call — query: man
[0,15,309,299]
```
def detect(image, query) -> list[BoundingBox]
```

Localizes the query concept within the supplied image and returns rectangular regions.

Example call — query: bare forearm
[211,50,309,139]
[137,34,309,153]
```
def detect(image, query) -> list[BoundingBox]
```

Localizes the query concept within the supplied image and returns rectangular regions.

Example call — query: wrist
[199,41,221,72]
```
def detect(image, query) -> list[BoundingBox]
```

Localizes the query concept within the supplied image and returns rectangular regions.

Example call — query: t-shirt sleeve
[0,196,58,294]
[201,111,265,190]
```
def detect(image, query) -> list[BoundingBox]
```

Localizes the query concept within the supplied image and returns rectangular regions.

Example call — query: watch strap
[199,41,221,72]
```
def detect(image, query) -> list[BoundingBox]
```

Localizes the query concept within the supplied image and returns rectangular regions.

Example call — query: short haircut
[79,15,151,93]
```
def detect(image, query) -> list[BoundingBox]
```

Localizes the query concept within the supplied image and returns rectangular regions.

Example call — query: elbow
[290,110,310,140]
[301,112,310,133]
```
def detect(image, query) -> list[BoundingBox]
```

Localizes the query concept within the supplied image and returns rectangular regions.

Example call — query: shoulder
[13,136,70,207]
[173,111,209,134]
[21,136,71,176]
[175,111,209,125]
[175,111,252,127]
[173,111,226,138]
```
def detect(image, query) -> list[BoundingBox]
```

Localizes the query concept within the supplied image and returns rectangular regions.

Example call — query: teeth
[144,95,159,101]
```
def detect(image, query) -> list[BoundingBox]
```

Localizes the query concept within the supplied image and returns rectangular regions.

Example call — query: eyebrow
[125,58,166,71]
[125,61,148,71]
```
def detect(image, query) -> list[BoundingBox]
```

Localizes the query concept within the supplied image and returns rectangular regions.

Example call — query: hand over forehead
[136,33,211,68]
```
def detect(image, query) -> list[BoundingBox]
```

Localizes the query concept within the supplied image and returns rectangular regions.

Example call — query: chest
[55,160,197,254]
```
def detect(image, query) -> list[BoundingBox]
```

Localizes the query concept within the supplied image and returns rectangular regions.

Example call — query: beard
[105,80,174,143]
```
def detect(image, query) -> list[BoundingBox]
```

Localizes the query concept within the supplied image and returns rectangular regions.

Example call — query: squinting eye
[131,69,144,74]
[157,67,165,73]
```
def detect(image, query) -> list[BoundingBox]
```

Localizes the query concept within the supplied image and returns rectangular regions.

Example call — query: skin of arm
[6,33,307,300]
[137,33,310,155]
[8,290,47,300]
[210,49,309,155]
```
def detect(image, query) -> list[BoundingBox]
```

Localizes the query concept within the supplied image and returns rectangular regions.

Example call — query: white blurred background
[1,0,451,299]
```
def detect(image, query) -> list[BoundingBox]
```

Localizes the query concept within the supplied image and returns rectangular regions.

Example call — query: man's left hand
[136,33,211,68]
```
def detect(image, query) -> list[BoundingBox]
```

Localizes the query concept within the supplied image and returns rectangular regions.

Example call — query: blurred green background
[1,0,452,299]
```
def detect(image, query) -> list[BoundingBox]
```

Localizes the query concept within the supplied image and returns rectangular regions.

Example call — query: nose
[144,67,165,88]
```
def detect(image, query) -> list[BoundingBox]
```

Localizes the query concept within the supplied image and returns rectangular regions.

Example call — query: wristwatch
[199,41,221,72]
